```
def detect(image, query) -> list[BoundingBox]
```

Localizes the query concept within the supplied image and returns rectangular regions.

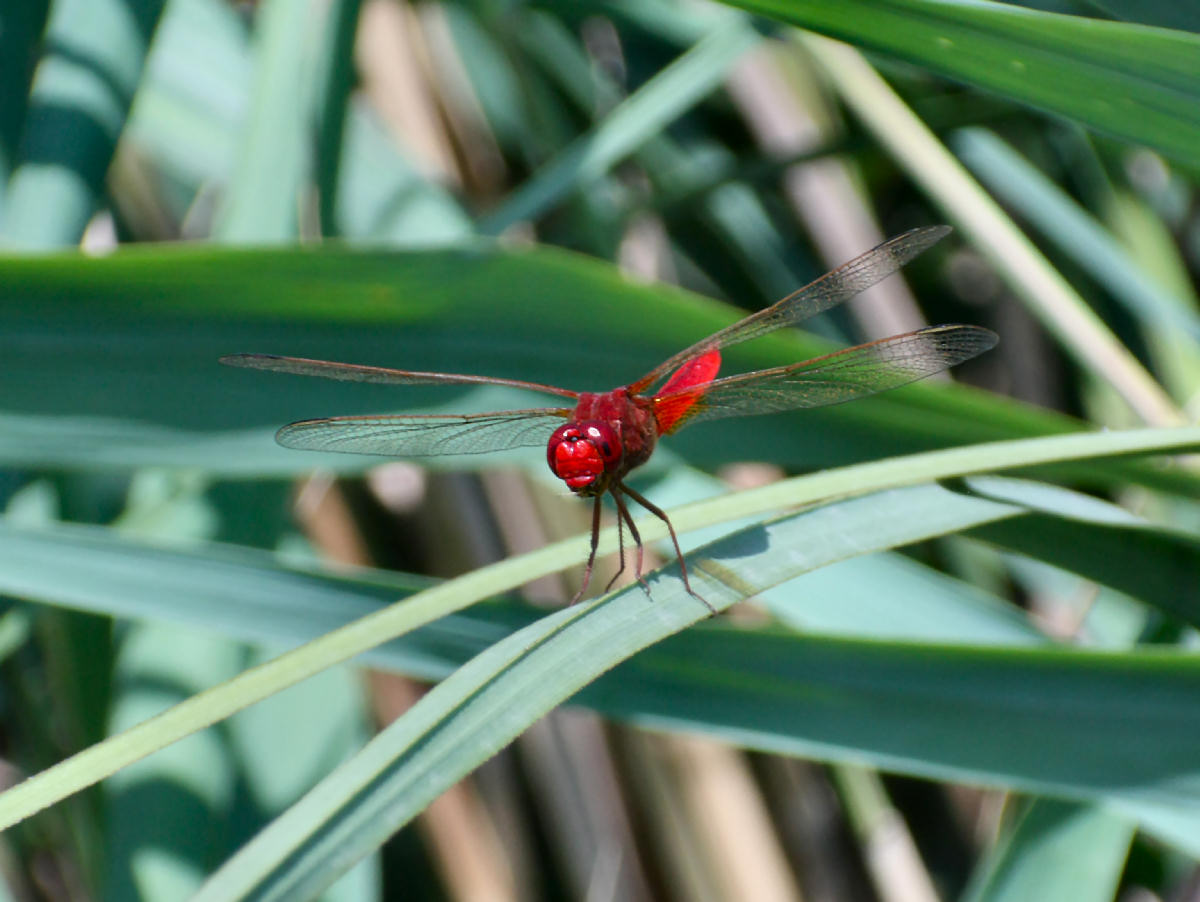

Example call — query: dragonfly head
[547,421,622,495]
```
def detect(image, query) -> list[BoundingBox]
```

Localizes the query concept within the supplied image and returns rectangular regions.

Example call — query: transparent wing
[221,354,579,400]
[275,409,572,457]
[654,325,996,432]
[631,225,951,392]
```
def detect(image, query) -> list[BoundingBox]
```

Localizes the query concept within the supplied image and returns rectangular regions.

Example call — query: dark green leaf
[720,0,1200,167]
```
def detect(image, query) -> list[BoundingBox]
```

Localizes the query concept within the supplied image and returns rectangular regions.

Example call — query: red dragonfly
[223,226,996,608]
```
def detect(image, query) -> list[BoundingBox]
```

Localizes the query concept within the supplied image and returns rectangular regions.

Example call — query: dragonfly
[222,225,996,609]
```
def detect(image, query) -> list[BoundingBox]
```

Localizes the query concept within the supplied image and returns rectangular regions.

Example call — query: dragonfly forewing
[221,354,579,399]
[275,409,572,457]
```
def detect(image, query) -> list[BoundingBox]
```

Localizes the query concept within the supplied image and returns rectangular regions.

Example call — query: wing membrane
[221,354,579,400]
[275,409,572,458]
[654,325,996,432]
[632,225,951,391]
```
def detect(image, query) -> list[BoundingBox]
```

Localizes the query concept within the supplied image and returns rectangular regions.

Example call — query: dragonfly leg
[571,495,604,604]
[604,497,630,593]
[610,487,650,598]
[621,483,715,614]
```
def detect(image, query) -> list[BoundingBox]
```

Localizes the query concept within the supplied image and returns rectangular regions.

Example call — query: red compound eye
[547,421,621,489]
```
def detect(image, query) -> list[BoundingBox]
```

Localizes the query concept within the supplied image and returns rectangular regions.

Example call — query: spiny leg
[620,482,715,613]
[610,487,651,597]
[604,492,630,593]
[571,494,605,605]
[609,491,631,591]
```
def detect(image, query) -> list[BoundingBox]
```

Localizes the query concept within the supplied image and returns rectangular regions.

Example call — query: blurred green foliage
[1,0,1199,899]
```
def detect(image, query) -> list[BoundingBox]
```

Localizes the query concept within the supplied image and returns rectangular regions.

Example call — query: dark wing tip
[220,353,280,369]
[941,323,999,352]
[971,325,999,351]
[917,324,999,367]
[274,420,310,450]
[900,223,952,244]
[890,224,953,259]
[274,419,351,453]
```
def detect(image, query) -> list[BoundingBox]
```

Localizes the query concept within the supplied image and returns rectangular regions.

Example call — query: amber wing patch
[653,349,722,434]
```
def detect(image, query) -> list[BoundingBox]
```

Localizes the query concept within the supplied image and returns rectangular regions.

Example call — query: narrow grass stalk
[802,35,1183,427]
[0,424,1197,830]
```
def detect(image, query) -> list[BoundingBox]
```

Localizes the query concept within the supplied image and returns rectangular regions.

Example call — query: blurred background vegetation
[2,0,1200,899]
